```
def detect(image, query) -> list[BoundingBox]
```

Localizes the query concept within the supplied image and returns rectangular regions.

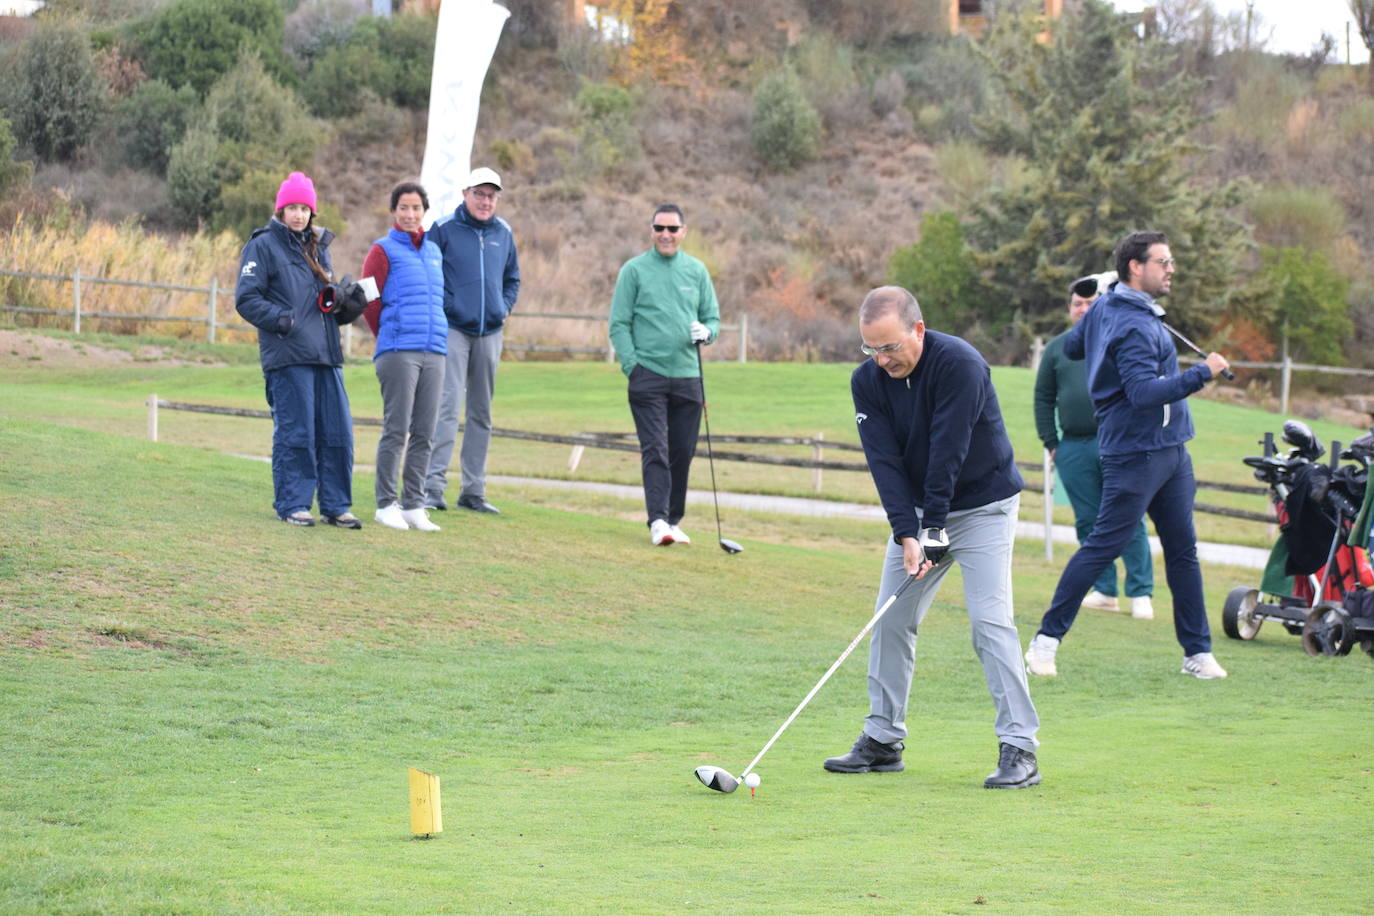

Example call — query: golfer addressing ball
[824,286,1042,789]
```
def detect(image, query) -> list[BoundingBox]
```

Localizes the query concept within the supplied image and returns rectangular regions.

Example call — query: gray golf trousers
[425,327,502,503]
[864,493,1040,753]
[374,349,445,510]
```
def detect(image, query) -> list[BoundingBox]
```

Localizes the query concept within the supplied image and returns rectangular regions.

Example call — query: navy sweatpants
[1037,443,1211,655]
[264,364,354,519]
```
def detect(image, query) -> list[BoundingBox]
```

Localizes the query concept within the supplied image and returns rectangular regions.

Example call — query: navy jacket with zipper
[235,218,341,372]
[851,330,1023,538]
[1063,283,1213,457]
[430,203,520,337]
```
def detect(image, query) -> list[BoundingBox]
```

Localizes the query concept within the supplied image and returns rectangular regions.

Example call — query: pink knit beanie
[274,172,317,213]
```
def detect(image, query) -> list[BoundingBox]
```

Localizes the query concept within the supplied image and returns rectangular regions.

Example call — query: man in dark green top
[1034,274,1154,620]
[609,203,721,546]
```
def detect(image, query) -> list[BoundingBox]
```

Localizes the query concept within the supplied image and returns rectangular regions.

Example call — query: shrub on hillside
[1261,245,1352,366]
[128,0,291,95]
[790,34,862,131]
[1248,185,1347,253]
[0,114,33,201]
[888,212,983,332]
[113,79,198,175]
[284,0,367,72]
[572,81,640,178]
[2,21,106,162]
[300,13,436,117]
[750,66,821,171]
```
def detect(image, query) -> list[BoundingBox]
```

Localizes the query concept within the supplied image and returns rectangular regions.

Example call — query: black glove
[918,527,949,566]
[332,275,369,325]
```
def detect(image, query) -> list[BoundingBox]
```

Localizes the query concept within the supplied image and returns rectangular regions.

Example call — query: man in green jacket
[609,203,721,546]
[1034,273,1154,621]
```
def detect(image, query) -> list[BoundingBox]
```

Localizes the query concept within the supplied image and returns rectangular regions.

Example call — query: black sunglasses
[652,224,683,233]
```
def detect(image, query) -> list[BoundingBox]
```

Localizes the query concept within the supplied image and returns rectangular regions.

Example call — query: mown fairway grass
[2,337,1372,913]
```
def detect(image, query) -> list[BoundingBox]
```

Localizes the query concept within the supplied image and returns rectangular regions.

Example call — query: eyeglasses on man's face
[860,339,906,357]
[468,189,500,202]
[652,224,683,234]
[1144,257,1176,268]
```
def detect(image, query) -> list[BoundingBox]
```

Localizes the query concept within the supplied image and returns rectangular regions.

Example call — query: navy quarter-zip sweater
[851,329,1023,538]
[430,203,520,338]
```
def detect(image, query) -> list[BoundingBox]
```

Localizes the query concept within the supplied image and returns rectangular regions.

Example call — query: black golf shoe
[458,494,500,514]
[983,742,1041,789]
[823,734,904,773]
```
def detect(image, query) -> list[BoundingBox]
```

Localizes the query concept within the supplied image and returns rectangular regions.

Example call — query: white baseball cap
[465,167,502,190]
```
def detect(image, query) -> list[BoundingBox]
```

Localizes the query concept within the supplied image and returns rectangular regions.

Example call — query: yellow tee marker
[408,767,443,838]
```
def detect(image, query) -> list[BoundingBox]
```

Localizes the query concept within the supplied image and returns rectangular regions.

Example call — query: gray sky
[1110,0,1369,63]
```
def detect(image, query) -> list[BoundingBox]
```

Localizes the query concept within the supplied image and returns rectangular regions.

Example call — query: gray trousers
[374,349,445,510]
[865,493,1039,753]
[425,327,502,503]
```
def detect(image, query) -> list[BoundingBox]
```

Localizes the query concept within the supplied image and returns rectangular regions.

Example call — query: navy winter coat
[1063,283,1213,456]
[430,203,520,337]
[235,219,342,372]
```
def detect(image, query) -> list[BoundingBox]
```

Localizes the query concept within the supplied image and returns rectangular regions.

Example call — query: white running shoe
[374,502,408,531]
[401,507,441,532]
[669,524,691,544]
[1025,634,1060,676]
[650,519,675,546]
[1181,652,1228,679]
[1130,595,1154,620]
[1081,590,1120,612]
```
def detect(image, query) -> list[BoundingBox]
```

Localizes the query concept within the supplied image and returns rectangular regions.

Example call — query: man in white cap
[425,167,521,515]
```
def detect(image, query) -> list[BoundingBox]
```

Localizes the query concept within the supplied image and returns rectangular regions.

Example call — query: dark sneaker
[823,734,904,773]
[425,496,448,511]
[458,495,500,514]
[322,512,363,530]
[983,742,1041,789]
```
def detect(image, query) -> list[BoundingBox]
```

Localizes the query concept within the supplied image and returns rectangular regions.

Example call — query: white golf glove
[690,321,711,344]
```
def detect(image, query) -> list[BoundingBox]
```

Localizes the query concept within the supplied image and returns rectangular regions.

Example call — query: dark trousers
[1055,436,1153,598]
[1037,443,1211,655]
[264,365,354,519]
[627,365,702,526]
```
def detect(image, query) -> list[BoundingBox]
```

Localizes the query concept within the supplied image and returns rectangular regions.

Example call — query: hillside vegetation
[1,0,1372,379]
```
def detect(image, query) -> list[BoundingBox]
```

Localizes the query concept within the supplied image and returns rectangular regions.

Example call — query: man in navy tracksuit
[1025,231,1232,680]
[424,167,521,515]
[824,286,1041,789]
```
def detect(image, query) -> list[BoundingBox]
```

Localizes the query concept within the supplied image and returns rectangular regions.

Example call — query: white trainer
[1130,595,1154,620]
[401,507,441,532]
[374,502,408,531]
[669,524,691,544]
[650,519,676,546]
[1081,590,1120,612]
[1025,634,1059,676]
[1181,652,1228,679]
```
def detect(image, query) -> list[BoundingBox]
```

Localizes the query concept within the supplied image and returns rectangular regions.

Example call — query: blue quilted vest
[375,228,447,357]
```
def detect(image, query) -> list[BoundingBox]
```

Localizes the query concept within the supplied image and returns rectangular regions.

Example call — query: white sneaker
[401,507,441,532]
[669,524,691,544]
[1130,595,1154,620]
[1181,652,1227,679]
[1025,634,1059,676]
[374,502,408,531]
[650,519,675,546]
[1081,590,1120,612]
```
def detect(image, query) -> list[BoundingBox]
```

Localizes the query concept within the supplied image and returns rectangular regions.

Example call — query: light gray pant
[425,327,502,503]
[374,349,445,510]
[865,493,1039,753]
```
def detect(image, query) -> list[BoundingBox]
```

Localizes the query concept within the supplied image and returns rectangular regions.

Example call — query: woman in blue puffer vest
[359,182,448,532]
[234,171,359,529]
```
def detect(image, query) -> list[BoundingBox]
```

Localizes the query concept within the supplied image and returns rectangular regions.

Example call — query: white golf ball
[744,772,761,788]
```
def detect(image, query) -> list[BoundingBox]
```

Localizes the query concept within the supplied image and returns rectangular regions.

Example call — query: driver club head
[719,538,744,555]
[694,765,740,793]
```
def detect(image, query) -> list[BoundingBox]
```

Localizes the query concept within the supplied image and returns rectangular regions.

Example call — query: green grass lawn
[2,339,1372,913]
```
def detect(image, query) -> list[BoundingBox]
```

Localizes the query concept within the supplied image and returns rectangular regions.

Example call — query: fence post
[147,394,158,442]
[206,275,218,344]
[72,266,82,334]
[737,313,749,363]
[1029,336,1044,372]
[812,431,824,494]
[1043,447,1053,563]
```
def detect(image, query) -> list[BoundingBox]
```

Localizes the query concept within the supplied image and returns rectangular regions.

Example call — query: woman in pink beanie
[233,172,360,529]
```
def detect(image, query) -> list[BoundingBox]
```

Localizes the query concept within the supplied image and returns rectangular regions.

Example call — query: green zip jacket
[1033,328,1098,451]
[609,248,721,378]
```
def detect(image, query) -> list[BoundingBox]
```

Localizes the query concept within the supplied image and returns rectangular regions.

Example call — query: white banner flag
[420,0,511,226]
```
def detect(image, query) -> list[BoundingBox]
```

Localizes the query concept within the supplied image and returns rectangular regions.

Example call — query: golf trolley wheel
[1364,639,1374,660]
[1301,604,1356,657]
[1221,586,1263,640]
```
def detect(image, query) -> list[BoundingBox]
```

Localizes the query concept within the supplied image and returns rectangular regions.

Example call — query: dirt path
[0,329,223,368]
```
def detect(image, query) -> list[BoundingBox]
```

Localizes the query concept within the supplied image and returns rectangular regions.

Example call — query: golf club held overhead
[694,575,917,793]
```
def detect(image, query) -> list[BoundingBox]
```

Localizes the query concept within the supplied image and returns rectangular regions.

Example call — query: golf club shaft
[695,343,726,544]
[1162,322,1235,380]
[739,575,916,780]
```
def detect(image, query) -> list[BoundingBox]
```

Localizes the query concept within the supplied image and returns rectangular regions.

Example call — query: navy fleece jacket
[851,329,1023,538]
[1063,283,1213,456]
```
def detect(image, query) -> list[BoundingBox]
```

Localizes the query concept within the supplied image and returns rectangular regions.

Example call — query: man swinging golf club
[824,286,1042,789]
